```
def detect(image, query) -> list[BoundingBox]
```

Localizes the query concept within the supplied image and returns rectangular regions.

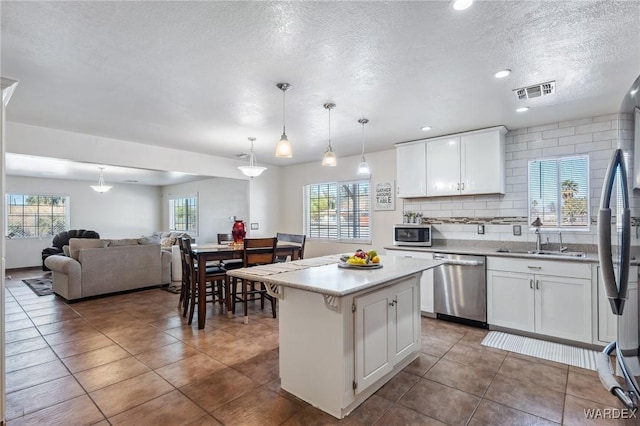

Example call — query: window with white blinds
[528,155,589,229]
[169,194,198,234]
[303,180,371,242]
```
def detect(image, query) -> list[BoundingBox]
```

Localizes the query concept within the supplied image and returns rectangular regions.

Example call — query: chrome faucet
[559,231,568,252]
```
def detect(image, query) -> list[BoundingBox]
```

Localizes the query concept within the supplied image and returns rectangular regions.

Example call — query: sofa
[44,237,171,301]
[41,229,100,271]
[143,231,194,282]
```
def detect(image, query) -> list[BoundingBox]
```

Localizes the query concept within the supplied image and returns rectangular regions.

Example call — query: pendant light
[238,137,267,178]
[357,118,371,176]
[90,167,112,193]
[275,82,293,158]
[321,103,337,167]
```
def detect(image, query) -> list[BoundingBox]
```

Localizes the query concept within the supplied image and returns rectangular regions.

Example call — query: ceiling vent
[514,81,555,100]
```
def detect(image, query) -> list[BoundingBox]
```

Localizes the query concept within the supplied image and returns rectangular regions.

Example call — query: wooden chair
[237,237,277,324]
[217,233,244,270]
[275,232,306,262]
[180,238,227,325]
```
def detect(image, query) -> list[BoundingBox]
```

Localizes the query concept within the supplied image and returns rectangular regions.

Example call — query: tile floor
[3,268,638,425]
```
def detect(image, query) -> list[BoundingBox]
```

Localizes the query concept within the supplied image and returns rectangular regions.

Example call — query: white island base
[278,273,422,419]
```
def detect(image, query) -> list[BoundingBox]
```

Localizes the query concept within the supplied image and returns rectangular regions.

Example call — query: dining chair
[237,237,277,324]
[217,233,244,270]
[181,238,228,325]
[275,232,306,262]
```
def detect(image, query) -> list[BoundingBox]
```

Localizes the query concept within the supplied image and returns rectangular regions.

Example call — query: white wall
[5,176,161,268]
[161,177,249,244]
[279,150,400,258]
[249,166,282,238]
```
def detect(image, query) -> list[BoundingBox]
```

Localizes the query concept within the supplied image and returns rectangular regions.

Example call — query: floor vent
[514,81,556,100]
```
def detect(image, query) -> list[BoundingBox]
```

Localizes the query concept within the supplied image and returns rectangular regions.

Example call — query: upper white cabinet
[427,126,507,197]
[396,142,427,197]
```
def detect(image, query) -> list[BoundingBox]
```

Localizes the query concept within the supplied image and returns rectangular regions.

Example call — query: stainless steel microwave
[393,224,432,247]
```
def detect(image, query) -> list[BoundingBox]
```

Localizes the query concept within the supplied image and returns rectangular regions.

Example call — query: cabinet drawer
[486,256,591,279]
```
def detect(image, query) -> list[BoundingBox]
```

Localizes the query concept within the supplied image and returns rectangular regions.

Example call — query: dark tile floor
[3,268,636,425]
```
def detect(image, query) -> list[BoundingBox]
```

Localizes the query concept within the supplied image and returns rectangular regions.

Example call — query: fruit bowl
[339,249,381,268]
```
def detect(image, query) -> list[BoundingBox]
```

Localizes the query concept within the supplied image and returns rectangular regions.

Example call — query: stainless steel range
[433,253,487,327]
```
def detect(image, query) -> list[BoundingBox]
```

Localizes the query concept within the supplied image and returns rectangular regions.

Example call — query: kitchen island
[227,254,442,419]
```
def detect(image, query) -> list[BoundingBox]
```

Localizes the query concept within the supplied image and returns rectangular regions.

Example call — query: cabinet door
[460,129,505,195]
[487,270,535,332]
[391,276,420,364]
[386,250,434,313]
[426,137,460,197]
[396,143,427,198]
[535,275,591,343]
[354,287,393,393]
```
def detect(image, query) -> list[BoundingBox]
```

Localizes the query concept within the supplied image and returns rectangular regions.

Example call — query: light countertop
[226,255,442,297]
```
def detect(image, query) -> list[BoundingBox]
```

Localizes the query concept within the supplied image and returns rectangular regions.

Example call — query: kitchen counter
[384,243,601,263]
[227,254,443,297]
[226,254,441,419]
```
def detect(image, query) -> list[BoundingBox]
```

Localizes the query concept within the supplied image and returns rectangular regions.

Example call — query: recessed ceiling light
[452,0,473,11]
[516,107,530,113]
[421,126,432,131]
[494,69,511,79]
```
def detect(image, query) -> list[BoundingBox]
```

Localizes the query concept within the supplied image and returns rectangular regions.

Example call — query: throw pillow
[160,236,177,248]
[138,235,161,245]
[69,238,108,260]
[62,245,70,257]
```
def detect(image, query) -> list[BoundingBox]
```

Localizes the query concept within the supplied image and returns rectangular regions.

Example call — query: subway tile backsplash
[402,112,637,247]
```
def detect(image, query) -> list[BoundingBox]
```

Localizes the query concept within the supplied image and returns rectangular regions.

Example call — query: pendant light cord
[282,89,286,134]
[328,107,332,149]
[361,122,365,155]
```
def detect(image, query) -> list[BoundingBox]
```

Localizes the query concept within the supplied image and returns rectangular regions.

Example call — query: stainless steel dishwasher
[433,253,487,327]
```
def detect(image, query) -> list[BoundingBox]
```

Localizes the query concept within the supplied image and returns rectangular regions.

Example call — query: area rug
[481,331,598,370]
[22,277,54,296]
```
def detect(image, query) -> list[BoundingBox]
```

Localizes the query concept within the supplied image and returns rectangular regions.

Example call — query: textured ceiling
[2,1,639,170]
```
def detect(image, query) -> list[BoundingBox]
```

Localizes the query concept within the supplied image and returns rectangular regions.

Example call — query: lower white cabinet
[487,257,592,343]
[385,249,434,314]
[354,275,420,393]
[596,265,638,345]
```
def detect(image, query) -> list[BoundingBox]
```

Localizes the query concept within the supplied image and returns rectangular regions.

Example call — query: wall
[5,176,161,268]
[402,112,638,248]
[279,150,401,258]
[161,177,249,244]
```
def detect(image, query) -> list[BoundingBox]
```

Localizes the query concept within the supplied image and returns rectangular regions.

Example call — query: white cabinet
[426,126,506,197]
[396,142,427,197]
[487,257,592,343]
[354,275,420,393]
[385,249,434,314]
[596,265,638,345]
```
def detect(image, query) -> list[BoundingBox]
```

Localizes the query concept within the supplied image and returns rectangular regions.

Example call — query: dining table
[190,241,303,329]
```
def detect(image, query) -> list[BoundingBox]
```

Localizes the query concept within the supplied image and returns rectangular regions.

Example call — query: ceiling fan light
[275,133,293,158]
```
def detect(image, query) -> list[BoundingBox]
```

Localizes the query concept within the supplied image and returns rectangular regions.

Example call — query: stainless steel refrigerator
[596,147,639,409]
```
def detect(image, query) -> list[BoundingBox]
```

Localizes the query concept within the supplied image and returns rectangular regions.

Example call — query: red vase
[232,220,246,243]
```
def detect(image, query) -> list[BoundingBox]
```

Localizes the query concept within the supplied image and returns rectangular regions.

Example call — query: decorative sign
[374,181,395,211]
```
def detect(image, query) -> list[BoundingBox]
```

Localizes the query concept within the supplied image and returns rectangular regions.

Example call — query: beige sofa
[44,238,171,301]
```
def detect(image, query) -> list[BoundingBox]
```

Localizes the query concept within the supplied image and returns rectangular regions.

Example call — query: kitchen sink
[496,248,586,258]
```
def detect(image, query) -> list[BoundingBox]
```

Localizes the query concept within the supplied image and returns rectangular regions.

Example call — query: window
[528,155,589,229]
[304,180,371,242]
[169,195,198,234]
[5,194,69,238]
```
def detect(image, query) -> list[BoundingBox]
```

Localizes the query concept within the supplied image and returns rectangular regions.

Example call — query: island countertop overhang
[226,255,443,297]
